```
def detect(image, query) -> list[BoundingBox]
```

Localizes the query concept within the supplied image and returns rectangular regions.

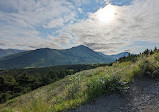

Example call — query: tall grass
[86,75,127,101]
[1,53,159,112]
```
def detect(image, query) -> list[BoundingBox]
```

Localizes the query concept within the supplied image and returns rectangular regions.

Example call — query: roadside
[69,79,159,112]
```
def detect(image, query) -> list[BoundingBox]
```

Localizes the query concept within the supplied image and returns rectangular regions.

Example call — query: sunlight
[97,5,116,24]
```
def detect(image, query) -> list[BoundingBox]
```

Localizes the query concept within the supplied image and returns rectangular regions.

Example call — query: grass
[0,52,159,112]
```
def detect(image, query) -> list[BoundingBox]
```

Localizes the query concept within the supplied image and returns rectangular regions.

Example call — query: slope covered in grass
[0,64,106,104]
[0,51,159,112]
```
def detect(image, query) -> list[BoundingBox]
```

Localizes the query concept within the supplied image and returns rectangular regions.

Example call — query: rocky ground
[69,79,159,112]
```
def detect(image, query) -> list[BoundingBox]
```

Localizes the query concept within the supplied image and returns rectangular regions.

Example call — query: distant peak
[68,45,93,51]
[74,45,88,48]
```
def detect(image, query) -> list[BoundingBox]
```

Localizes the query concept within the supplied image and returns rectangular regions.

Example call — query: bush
[86,75,127,101]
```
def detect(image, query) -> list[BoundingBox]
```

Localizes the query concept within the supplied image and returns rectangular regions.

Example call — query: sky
[0,0,159,55]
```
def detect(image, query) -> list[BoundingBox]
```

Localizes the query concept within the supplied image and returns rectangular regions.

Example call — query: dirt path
[68,79,159,112]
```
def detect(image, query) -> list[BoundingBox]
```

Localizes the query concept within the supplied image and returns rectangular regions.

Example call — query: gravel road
[68,79,159,112]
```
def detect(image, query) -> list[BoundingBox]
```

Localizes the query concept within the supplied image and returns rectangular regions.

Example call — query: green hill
[0,45,114,69]
[0,49,159,112]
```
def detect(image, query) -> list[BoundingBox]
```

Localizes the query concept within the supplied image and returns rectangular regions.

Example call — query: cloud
[0,0,77,49]
[78,8,83,13]
[44,18,64,28]
[0,27,62,50]
[0,0,159,55]
[69,0,89,7]
[48,33,73,46]
[67,0,159,54]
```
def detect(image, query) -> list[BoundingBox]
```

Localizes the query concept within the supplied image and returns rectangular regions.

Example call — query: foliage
[86,75,127,101]
[0,64,105,103]
[0,48,159,112]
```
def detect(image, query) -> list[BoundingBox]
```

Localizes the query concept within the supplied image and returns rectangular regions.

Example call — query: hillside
[0,49,158,112]
[0,64,106,103]
[0,49,24,58]
[0,45,114,69]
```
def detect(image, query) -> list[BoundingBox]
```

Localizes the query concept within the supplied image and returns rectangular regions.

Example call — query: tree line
[116,47,159,63]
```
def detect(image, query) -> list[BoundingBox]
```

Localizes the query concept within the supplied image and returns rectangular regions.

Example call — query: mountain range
[0,45,131,69]
[108,52,130,60]
[0,49,24,58]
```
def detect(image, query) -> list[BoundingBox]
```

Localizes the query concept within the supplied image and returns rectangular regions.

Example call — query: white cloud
[0,26,62,50]
[69,0,89,7]
[0,0,159,55]
[78,8,83,13]
[48,33,73,45]
[67,0,159,54]
[0,0,77,49]
[44,18,64,28]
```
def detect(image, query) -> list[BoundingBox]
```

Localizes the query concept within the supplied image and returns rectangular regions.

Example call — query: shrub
[86,75,127,101]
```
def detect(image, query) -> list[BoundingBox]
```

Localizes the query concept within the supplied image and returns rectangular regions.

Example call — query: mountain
[1,49,158,112]
[0,49,24,58]
[0,45,114,69]
[109,52,130,60]
[98,52,133,60]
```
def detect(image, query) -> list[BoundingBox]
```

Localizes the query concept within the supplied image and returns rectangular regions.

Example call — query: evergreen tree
[143,49,150,55]
[154,46,158,53]
[150,50,153,55]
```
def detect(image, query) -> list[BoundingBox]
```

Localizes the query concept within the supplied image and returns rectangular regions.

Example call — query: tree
[143,49,150,55]
[154,46,158,53]
[150,50,153,55]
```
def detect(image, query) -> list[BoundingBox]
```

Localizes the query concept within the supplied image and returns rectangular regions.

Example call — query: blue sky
[0,0,159,54]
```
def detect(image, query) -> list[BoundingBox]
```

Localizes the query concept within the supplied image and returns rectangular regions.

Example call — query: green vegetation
[0,45,114,69]
[0,48,159,112]
[0,64,105,104]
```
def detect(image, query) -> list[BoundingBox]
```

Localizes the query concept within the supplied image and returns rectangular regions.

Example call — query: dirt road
[69,79,159,112]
